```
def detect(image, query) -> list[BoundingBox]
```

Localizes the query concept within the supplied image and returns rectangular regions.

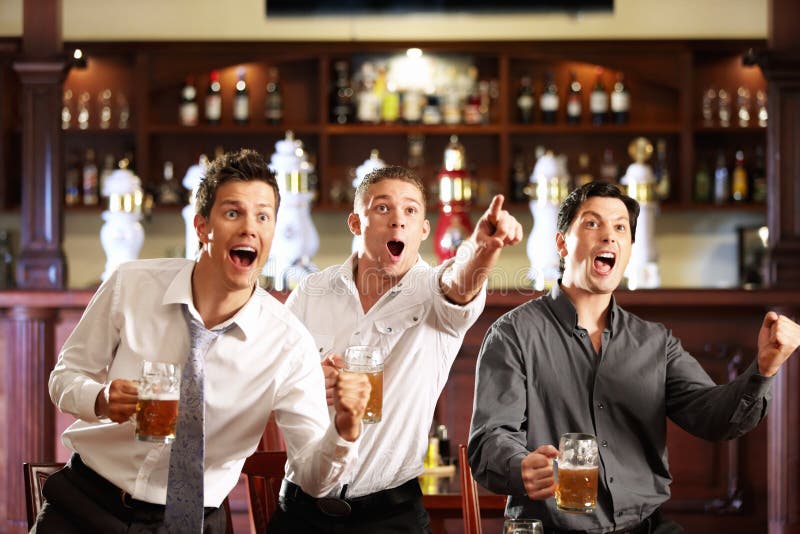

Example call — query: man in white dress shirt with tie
[35,149,370,533]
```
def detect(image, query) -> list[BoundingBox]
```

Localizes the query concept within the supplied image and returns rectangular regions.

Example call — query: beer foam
[140,393,179,401]
[558,462,599,471]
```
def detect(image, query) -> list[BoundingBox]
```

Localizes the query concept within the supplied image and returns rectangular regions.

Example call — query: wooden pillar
[4,307,58,534]
[12,0,66,289]
[763,2,800,532]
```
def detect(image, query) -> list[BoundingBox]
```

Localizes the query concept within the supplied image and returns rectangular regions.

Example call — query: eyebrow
[219,199,275,209]
[372,194,423,207]
[580,210,629,222]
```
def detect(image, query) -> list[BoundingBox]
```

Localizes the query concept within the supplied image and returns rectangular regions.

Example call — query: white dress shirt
[285,253,485,497]
[50,258,357,507]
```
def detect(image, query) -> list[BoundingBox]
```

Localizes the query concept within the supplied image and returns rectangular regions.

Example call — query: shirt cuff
[77,380,107,422]
[321,418,361,462]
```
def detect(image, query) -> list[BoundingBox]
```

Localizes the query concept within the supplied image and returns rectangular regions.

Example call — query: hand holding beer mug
[554,433,599,514]
[343,345,383,424]
[503,519,543,534]
[135,361,180,443]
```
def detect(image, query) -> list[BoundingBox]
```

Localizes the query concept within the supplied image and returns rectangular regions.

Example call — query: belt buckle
[315,497,351,517]
[120,490,134,509]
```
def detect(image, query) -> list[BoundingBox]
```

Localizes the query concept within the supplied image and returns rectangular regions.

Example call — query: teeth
[598,252,615,259]
[232,246,255,252]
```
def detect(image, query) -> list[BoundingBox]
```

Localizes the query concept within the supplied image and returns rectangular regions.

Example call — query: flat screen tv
[266,0,613,16]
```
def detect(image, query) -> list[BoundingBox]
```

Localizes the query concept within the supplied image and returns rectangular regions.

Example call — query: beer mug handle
[553,457,559,486]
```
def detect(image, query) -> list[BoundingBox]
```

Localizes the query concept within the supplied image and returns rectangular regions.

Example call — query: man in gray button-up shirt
[468,182,800,534]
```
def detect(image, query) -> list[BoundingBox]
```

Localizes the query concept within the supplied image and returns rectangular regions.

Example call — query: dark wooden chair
[23,462,65,529]
[459,443,482,534]
[240,450,288,532]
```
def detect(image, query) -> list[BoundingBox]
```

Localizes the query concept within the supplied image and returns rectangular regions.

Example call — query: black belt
[547,509,662,534]
[279,478,422,518]
[69,453,219,516]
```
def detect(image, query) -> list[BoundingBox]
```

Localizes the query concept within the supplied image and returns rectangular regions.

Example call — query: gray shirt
[468,283,773,533]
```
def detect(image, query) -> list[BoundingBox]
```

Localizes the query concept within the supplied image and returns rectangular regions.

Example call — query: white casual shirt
[285,253,485,497]
[50,258,357,507]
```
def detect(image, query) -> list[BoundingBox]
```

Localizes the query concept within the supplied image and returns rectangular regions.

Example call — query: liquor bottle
[717,88,731,127]
[233,66,249,124]
[205,70,222,124]
[516,76,534,124]
[0,230,14,289]
[598,148,618,183]
[713,151,730,205]
[264,67,283,125]
[510,149,528,202]
[701,87,716,126]
[158,161,182,205]
[82,148,99,206]
[575,153,593,187]
[478,80,491,124]
[610,73,630,124]
[99,153,115,198]
[357,62,381,124]
[463,66,482,125]
[330,60,354,124]
[653,139,670,200]
[751,145,767,203]
[693,161,711,203]
[97,89,113,129]
[77,91,90,130]
[117,93,130,129]
[736,86,751,128]
[590,69,609,125]
[731,149,749,202]
[422,95,442,125]
[61,89,73,130]
[566,71,582,124]
[756,90,768,127]
[64,151,81,206]
[539,71,559,124]
[179,76,199,126]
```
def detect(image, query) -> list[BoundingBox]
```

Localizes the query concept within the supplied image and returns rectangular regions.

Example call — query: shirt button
[354,331,360,336]
[386,327,392,332]
[579,332,586,338]
[597,402,604,409]
[413,317,418,322]
[609,477,614,483]
[601,440,608,447]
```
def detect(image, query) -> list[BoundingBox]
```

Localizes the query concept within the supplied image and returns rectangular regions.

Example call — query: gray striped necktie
[164,305,231,533]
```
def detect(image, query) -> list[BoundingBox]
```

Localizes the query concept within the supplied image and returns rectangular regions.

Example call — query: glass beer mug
[135,361,180,443]
[554,433,599,514]
[503,519,543,534]
[343,345,384,423]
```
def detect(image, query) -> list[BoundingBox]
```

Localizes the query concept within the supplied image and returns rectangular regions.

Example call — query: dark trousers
[544,509,683,534]
[267,478,431,534]
[31,453,226,534]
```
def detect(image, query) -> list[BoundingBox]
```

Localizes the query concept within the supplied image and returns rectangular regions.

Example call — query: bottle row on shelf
[516,68,630,125]
[694,146,766,205]
[700,85,766,128]
[62,89,131,130]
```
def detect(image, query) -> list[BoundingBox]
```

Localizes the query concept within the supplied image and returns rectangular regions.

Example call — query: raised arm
[441,194,523,305]
[756,311,800,377]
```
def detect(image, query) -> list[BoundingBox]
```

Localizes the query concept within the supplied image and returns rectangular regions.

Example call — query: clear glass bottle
[566,71,582,124]
[540,71,559,124]
[77,91,91,130]
[517,75,534,124]
[330,60,354,124]
[264,67,283,125]
[233,66,249,124]
[61,89,73,130]
[610,72,630,124]
[736,86,751,128]
[82,148,99,206]
[179,76,199,126]
[717,88,731,128]
[713,151,730,204]
[205,70,222,124]
[97,89,113,129]
[590,68,608,125]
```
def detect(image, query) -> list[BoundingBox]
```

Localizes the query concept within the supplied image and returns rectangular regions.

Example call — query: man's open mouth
[230,246,257,267]
[593,252,616,275]
[387,240,405,259]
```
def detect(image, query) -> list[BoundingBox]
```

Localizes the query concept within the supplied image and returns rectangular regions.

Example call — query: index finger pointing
[488,194,505,218]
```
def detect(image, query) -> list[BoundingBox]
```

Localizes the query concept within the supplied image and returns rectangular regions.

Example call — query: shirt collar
[161,260,260,338]
[548,281,618,336]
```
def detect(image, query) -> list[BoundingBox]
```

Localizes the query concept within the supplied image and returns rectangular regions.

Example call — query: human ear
[421,219,431,241]
[347,212,362,236]
[555,232,567,258]
[194,213,210,244]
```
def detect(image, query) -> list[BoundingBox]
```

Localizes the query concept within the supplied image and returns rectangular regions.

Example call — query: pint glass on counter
[343,345,383,424]
[555,433,599,514]
[135,361,180,443]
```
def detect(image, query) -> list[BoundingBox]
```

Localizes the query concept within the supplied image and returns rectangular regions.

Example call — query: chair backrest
[241,450,288,532]
[23,462,65,528]
[459,444,482,534]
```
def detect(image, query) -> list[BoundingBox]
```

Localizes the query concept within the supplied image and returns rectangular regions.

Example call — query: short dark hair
[354,165,427,212]
[195,148,280,219]
[557,181,640,242]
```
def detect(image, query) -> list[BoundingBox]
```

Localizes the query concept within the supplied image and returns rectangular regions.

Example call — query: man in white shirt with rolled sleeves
[271,165,523,533]
[35,149,370,533]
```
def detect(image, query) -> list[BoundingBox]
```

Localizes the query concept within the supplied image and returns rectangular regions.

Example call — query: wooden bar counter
[2,287,798,533]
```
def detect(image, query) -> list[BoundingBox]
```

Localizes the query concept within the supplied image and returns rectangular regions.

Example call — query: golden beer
[555,465,599,513]
[135,395,179,443]
[364,370,383,423]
